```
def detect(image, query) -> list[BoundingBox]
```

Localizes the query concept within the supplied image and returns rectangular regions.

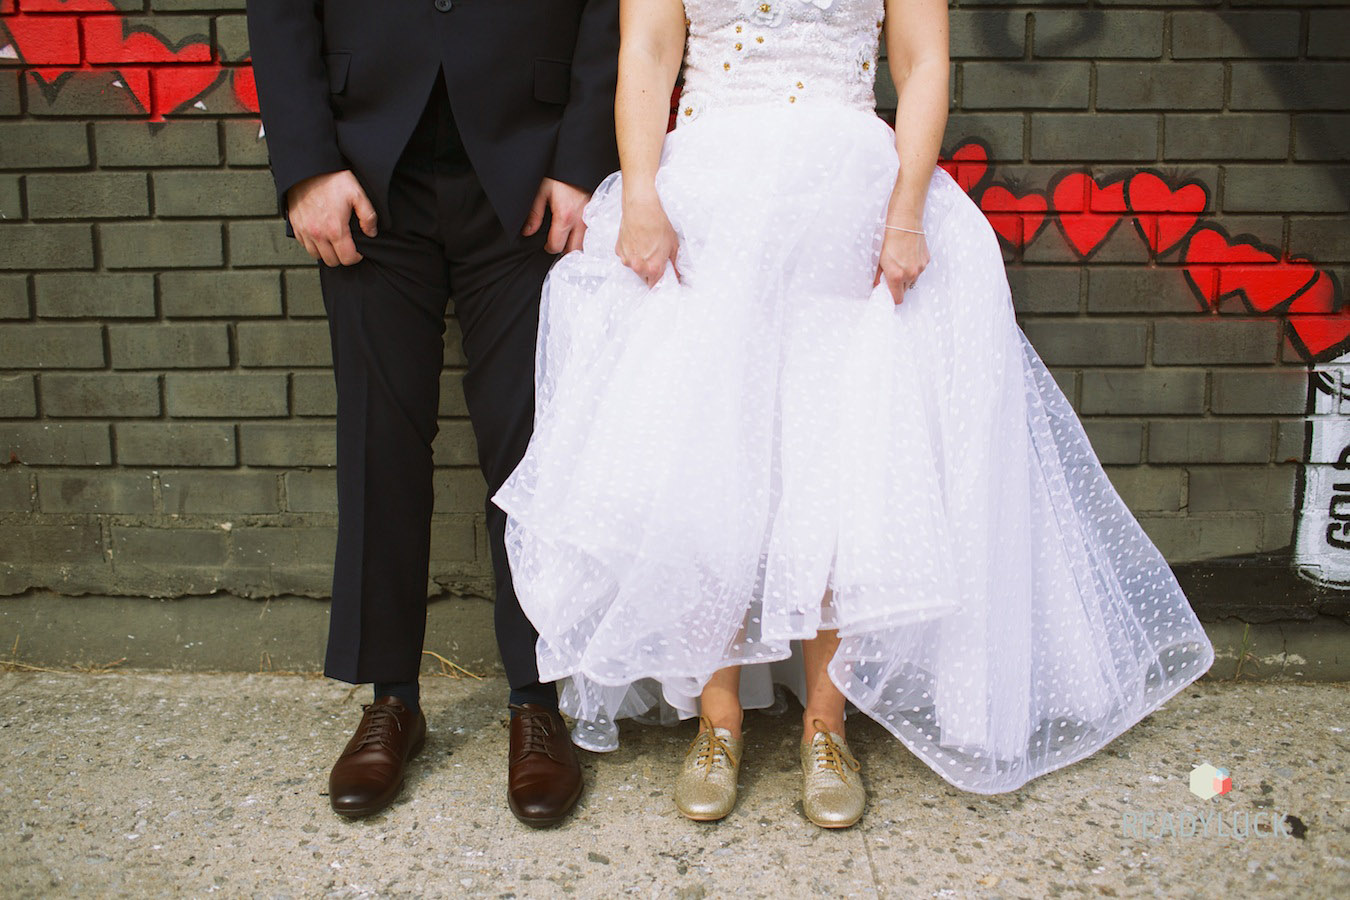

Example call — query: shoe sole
[330,731,427,819]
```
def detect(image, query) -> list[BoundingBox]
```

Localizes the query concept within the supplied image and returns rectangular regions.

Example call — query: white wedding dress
[493,0,1214,794]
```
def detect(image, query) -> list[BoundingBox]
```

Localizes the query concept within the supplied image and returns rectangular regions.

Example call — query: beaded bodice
[676,0,885,126]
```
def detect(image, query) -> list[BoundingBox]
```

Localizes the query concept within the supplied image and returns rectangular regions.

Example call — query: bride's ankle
[802,712,845,741]
[698,711,743,739]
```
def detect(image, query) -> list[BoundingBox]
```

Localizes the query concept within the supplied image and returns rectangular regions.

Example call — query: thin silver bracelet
[884,224,926,235]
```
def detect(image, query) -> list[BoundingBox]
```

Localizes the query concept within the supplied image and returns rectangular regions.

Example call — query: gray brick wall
[0,2,1346,615]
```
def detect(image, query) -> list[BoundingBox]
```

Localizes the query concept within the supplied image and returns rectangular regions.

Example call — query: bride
[493,0,1214,828]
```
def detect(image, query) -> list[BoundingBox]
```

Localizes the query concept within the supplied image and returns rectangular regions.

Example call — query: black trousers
[319,74,553,690]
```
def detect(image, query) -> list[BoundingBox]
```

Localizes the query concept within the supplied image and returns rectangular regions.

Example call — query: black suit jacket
[245,0,620,235]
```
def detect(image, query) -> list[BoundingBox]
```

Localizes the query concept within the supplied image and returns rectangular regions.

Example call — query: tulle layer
[492,103,1213,794]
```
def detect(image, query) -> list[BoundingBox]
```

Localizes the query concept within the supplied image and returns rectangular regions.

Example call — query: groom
[245,1,619,825]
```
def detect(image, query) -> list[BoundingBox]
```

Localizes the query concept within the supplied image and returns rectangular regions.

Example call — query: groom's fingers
[332,229,364,266]
[521,185,548,237]
[563,218,587,254]
[352,191,378,238]
[545,214,570,254]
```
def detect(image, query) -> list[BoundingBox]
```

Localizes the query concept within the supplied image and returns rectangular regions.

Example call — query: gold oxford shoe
[801,719,865,828]
[674,717,743,822]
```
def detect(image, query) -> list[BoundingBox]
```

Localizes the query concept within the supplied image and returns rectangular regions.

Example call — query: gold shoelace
[690,716,738,774]
[810,719,860,780]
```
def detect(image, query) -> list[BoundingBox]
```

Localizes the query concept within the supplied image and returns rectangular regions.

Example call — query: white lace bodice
[676,0,885,125]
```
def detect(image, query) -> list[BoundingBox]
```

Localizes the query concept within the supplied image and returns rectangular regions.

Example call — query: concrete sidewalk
[1,672,1345,899]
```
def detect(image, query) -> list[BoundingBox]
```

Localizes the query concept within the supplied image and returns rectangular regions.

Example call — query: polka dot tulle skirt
[492,103,1214,794]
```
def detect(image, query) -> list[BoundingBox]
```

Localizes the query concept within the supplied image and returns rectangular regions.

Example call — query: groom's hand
[523,177,590,255]
[286,170,378,267]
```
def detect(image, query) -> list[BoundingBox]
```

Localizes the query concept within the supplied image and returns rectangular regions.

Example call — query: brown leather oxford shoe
[328,696,427,818]
[507,703,584,827]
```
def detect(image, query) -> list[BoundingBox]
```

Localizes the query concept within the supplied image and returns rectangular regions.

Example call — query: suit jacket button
[434,0,452,10]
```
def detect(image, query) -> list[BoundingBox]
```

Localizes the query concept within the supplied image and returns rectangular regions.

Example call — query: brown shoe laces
[690,716,739,774]
[351,702,405,752]
[810,718,860,780]
[510,704,564,762]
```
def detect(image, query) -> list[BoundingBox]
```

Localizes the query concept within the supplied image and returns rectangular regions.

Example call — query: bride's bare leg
[698,666,743,739]
[801,628,846,739]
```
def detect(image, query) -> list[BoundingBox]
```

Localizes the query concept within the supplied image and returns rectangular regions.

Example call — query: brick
[1030,114,1157,161]
[37,471,154,514]
[112,526,229,568]
[35,273,155,318]
[1103,465,1186,512]
[0,70,20,117]
[1222,167,1350,214]
[1082,420,1144,464]
[0,276,29,319]
[161,470,280,515]
[1153,319,1281,366]
[227,220,314,267]
[0,524,104,566]
[0,423,111,465]
[231,527,337,568]
[1096,64,1223,111]
[1148,420,1272,463]
[0,224,94,270]
[223,120,271,167]
[292,371,336,416]
[1047,367,1077,403]
[42,373,162,418]
[93,121,221,167]
[159,271,282,318]
[1138,515,1262,564]
[0,123,89,169]
[0,374,37,417]
[284,269,325,317]
[165,372,289,418]
[1163,114,1290,161]
[1293,115,1350,163]
[239,423,336,466]
[213,14,251,62]
[1032,12,1163,58]
[949,11,1026,58]
[236,321,331,367]
[115,422,236,467]
[0,324,105,368]
[1171,12,1300,59]
[26,173,149,219]
[430,518,477,564]
[1081,370,1207,415]
[432,420,478,466]
[100,221,223,269]
[1021,320,1148,365]
[284,470,337,513]
[961,62,1089,109]
[1187,466,1296,514]
[1007,267,1080,315]
[1308,11,1350,59]
[433,468,488,514]
[1086,268,1195,315]
[83,15,211,64]
[1231,64,1350,111]
[1210,371,1310,415]
[1275,419,1307,465]
[942,113,1024,161]
[438,371,469,417]
[0,173,22,220]
[25,70,145,118]
[1289,217,1350,263]
[153,170,278,217]
[108,323,230,369]
[0,471,34,512]
[152,0,248,8]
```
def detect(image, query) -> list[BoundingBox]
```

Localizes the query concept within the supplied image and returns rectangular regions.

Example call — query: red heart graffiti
[1050,172,1126,258]
[1182,226,1320,314]
[978,184,1048,251]
[938,141,990,194]
[1125,171,1207,257]
[1286,274,1350,362]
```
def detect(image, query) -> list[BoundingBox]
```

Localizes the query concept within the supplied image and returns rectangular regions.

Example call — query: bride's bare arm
[877,0,949,304]
[614,0,687,286]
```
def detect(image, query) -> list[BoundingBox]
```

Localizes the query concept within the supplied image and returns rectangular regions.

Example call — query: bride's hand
[875,226,930,306]
[617,189,681,287]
